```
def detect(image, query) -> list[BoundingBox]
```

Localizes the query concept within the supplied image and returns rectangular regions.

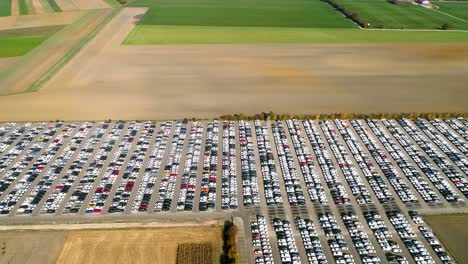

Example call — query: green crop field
[0,37,48,58]
[129,0,356,28]
[331,0,468,29]
[124,25,468,44]
[0,0,11,16]
[0,26,63,58]
[436,2,468,20]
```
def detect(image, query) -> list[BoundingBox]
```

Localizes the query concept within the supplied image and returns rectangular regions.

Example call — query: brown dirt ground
[0,11,85,30]
[32,0,46,14]
[11,0,19,16]
[0,230,67,264]
[56,0,110,11]
[0,7,467,121]
[55,227,223,264]
[0,58,18,72]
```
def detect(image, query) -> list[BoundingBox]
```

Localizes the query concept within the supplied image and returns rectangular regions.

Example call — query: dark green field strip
[331,0,468,29]
[0,0,11,16]
[0,37,47,58]
[130,0,356,28]
[437,2,468,20]
[19,0,28,14]
[0,26,64,38]
[47,0,62,12]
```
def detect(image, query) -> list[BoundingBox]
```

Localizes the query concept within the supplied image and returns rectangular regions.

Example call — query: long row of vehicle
[366,120,440,204]
[132,122,172,212]
[0,123,29,163]
[334,120,393,204]
[318,213,355,263]
[239,121,260,207]
[155,121,186,211]
[177,122,203,211]
[273,218,301,263]
[295,217,328,263]
[303,120,350,205]
[271,121,305,206]
[415,119,468,175]
[341,212,380,263]
[397,119,468,197]
[429,119,467,156]
[286,120,328,205]
[199,121,219,211]
[351,120,418,204]
[444,119,468,141]
[251,215,274,264]
[221,121,238,210]
[321,121,372,205]
[254,121,283,207]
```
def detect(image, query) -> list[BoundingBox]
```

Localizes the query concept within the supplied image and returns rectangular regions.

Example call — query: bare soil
[56,0,110,11]
[0,58,18,72]
[0,8,467,121]
[0,230,67,264]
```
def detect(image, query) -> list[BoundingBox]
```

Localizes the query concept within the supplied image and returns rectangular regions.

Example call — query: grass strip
[0,0,11,16]
[18,0,28,14]
[47,0,61,12]
[124,25,468,44]
[38,0,54,12]
[26,8,120,93]
[0,37,47,58]
[102,0,121,8]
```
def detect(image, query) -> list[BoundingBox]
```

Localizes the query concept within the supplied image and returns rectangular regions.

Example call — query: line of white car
[239,121,260,207]
[296,217,328,264]
[341,212,380,263]
[273,218,301,264]
[199,121,219,211]
[251,215,274,264]
[318,213,355,263]
[221,121,238,210]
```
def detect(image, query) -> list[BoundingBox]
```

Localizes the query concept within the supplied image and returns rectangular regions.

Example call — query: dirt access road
[0,7,467,121]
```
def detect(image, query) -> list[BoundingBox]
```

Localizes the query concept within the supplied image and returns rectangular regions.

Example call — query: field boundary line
[26,8,121,93]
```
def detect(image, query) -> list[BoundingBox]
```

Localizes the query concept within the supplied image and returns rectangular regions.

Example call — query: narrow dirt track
[32,0,46,14]
[10,0,19,16]
[0,11,85,30]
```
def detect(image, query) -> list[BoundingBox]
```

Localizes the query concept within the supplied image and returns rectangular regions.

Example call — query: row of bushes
[219,111,468,121]
[322,0,368,28]
[220,220,239,264]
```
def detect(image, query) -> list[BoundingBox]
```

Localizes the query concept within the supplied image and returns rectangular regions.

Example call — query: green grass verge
[0,37,48,58]
[0,0,11,16]
[124,25,468,44]
[330,0,468,29]
[436,2,468,20]
[129,0,356,28]
[47,0,62,12]
[19,0,29,15]
[102,0,122,8]
[39,0,54,12]
[424,214,468,264]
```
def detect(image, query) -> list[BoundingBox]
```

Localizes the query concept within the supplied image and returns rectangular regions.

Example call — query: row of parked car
[0,122,28,163]
[18,122,93,215]
[251,215,274,264]
[295,217,328,263]
[272,121,307,206]
[341,212,380,263]
[397,119,468,198]
[444,119,468,141]
[386,211,435,264]
[366,120,440,204]
[273,218,301,264]
[155,122,186,211]
[415,119,468,175]
[408,211,454,264]
[303,121,350,205]
[0,123,65,214]
[382,119,463,203]
[239,121,261,207]
[321,121,373,205]
[176,122,203,211]
[42,122,107,214]
[286,120,328,205]
[363,211,407,263]
[221,121,238,210]
[319,213,355,263]
[334,120,393,204]
[254,121,283,207]
[199,121,219,211]
[429,119,467,156]
[351,120,418,204]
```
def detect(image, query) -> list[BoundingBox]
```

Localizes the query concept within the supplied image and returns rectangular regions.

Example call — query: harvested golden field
[424,214,468,264]
[56,227,223,264]
[0,230,67,264]
[177,242,213,264]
